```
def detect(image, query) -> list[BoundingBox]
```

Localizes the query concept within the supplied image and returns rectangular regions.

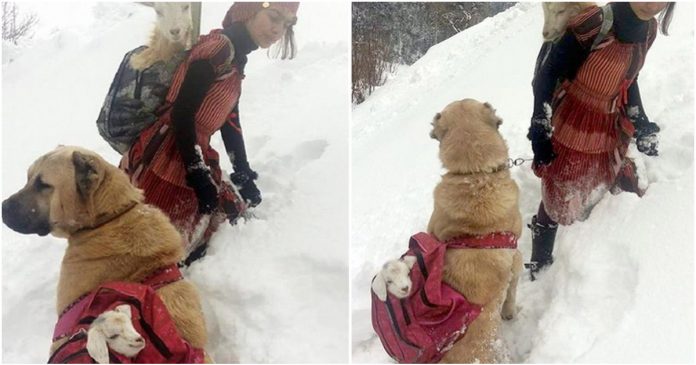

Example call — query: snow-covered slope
[352,3,694,363]
[2,2,349,363]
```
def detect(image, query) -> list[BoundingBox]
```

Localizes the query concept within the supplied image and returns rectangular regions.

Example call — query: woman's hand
[185,166,219,214]
[635,122,660,156]
[230,169,262,207]
[528,118,557,166]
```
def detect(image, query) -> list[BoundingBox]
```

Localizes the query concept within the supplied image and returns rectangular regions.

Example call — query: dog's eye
[108,334,120,340]
[34,177,52,191]
[386,280,393,285]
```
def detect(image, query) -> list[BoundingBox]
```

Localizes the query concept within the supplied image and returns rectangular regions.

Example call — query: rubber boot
[524,215,558,281]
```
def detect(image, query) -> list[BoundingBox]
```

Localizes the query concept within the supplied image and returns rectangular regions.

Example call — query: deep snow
[2,2,349,363]
[351,3,694,363]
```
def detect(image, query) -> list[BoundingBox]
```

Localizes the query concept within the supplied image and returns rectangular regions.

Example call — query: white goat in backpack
[130,2,193,71]
[541,2,597,41]
[372,256,417,301]
[86,304,146,364]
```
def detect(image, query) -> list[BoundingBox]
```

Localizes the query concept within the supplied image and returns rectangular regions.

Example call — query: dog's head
[2,146,143,238]
[542,2,595,41]
[430,99,508,174]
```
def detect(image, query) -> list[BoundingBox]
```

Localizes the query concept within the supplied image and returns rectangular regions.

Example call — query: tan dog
[542,2,596,41]
[1,146,208,358]
[428,99,523,363]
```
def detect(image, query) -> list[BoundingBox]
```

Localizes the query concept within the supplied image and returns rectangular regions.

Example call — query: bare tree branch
[2,2,38,45]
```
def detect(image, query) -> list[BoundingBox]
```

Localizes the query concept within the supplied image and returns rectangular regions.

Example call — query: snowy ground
[2,2,349,363]
[352,3,694,363]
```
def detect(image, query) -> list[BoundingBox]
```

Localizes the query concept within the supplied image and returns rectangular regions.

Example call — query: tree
[2,2,38,45]
[352,2,516,103]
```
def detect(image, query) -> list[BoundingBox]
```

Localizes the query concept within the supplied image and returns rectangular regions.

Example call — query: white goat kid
[86,304,146,364]
[542,2,596,41]
[130,2,193,71]
[372,256,417,301]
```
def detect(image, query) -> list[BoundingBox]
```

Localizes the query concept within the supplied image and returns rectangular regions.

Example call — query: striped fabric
[537,7,657,225]
[121,30,242,254]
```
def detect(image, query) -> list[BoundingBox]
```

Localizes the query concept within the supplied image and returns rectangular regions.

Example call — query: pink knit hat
[222,2,300,28]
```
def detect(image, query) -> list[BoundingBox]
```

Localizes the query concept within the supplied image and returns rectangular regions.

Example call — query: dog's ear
[430,113,444,140]
[372,273,388,301]
[72,151,100,200]
[86,326,110,364]
[401,255,417,269]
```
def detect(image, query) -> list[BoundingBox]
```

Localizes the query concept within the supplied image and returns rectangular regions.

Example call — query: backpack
[48,266,204,363]
[371,232,518,363]
[96,46,187,154]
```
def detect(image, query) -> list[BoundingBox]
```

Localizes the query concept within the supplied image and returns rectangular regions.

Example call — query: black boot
[524,215,558,280]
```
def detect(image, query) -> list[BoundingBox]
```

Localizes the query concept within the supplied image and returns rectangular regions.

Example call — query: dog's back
[427,100,523,363]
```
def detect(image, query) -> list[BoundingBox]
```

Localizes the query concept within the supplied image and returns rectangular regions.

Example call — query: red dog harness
[371,232,517,363]
[49,264,205,363]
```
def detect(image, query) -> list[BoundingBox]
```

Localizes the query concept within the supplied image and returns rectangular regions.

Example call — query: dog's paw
[501,305,517,320]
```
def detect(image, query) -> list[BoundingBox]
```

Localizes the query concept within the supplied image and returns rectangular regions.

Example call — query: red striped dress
[121,30,243,255]
[535,7,657,225]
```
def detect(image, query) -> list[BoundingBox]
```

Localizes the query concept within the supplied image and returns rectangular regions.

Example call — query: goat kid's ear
[114,304,133,318]
[372,273,388,301]
[402,255,417,269]
[86,326,110,364]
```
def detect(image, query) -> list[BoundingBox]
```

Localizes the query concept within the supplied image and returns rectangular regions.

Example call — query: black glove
[527,118,556,166]
[635,122,660,156]
[230,169,262,207]
[185,166,219,214]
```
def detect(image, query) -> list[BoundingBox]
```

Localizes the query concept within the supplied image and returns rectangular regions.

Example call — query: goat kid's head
[372,256,417,301]
[86,304,145,364]
[141,2,192,44]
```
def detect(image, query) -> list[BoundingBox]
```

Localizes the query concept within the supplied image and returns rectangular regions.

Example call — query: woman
[527,2,674,278]
[121,2,300,264]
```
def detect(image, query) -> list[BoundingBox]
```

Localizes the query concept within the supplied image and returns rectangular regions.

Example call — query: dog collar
[450,161,510,177]
[77,201,139,233]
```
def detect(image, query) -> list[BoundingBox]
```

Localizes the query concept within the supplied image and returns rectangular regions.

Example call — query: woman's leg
[527,202,559,280]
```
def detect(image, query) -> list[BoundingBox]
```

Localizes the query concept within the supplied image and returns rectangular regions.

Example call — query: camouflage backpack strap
[591,4,614,51]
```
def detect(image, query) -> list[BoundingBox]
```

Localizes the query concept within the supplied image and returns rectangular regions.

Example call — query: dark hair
[269,25,297,60]
[658,2,676,36]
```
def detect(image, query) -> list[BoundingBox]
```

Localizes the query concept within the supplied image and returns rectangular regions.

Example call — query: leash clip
[507,157,533,168]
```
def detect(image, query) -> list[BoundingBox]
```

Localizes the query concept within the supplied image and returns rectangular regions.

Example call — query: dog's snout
[135,337,144,344]
[401,286,409,292]
[2,194,51,236]
[2,197,16,225]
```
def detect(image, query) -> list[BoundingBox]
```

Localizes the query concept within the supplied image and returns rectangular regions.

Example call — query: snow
[2,2,348,363]
[352,2,694,363]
